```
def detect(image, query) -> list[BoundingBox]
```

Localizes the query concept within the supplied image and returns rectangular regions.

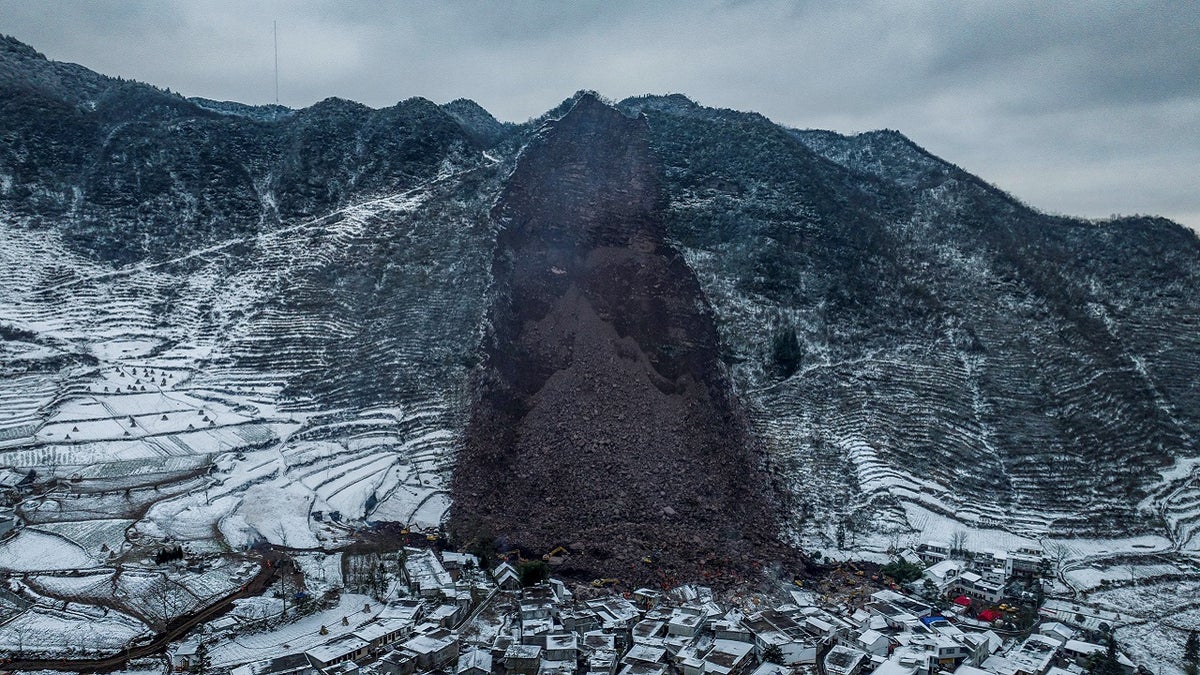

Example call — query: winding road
[3,553,280,673]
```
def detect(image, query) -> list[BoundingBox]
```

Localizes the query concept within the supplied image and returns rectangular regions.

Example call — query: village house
[853,628,890,656]
[747,664,789,675]
[305,635,370,670]
[587,642,620,675]
[632,619,667,645]
[952,571,1003,604]
[618,664,669,675]
[587,597,642,629]
[379,628,459,675]
[455,647,492,675]
[823,645,868,675]
[440,551,479,573]
[562,607,603,635]
[1005,548,1046,579]
[503,643,543,675]
[403,548,454,599]
[545,632,580,662]
[170,641,201,672]
[981,633,1060,675]
[667,608,706,638]
[425,602,462,628]
[352,617,414,653]
[916,541,951,564]
[493,562,522,590]
[229,653,319,675]
[712,619,754,644]
[1062,640,1136,673]
[702,639,756,675]
[923,559,963,593]
[622,643,668,669]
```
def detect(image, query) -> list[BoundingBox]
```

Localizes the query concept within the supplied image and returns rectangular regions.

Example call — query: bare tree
[279,571,291,620]
[141,575,194,628]
[346,552,387,599]
[1044,541,1071,577]
[13,624,27,655]
[950,530,969,556]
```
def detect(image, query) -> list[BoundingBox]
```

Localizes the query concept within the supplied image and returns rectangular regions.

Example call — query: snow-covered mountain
[616,94,1200,556]
[2,35,1200,576]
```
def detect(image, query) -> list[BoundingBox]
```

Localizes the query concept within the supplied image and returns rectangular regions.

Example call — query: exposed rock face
[450,95,780,581]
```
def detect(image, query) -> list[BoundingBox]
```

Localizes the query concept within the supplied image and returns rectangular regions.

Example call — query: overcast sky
[2,0,1197,230]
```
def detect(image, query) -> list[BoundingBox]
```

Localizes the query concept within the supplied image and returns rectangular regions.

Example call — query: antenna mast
[273,20,279,104]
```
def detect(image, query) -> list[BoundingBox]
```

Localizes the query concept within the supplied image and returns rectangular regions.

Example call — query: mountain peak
[0,33,45,60]
[557,89,638,125]
[440,98,509,147]
[618,92,700,115]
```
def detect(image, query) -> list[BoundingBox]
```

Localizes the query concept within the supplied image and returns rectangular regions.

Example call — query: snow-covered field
[0,602,150,656]
[0,175,488,658]
[207,593,380,668]
[0,182,470,544]
[0,530,98,572]
[1089,579,1200,675]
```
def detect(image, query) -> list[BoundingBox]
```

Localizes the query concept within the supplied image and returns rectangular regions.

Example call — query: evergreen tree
[193,641,211,675]
[761,644,784,665]
[770,320,803,378]
[1087,635,1122,675]
[519,560,549,586]
[1188,629,1199,664]
[880,559,925,584]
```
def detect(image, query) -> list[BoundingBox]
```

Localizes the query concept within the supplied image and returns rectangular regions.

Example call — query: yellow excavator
[591,578,619,588]
[543,546,570,561]
[497,550,527,563]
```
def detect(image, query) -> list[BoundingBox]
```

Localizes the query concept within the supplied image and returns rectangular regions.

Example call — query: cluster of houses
[169,543,1139,675]
[907,542,1048,607]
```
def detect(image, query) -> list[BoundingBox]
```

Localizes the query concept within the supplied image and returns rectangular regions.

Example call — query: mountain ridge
[1,34,1199,569]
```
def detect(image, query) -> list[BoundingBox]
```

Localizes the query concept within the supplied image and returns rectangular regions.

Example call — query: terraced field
[0,154,498,649]
[622,94,1200,558]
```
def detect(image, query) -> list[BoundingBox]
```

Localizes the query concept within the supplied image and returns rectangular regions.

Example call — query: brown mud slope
[450,94,786,585]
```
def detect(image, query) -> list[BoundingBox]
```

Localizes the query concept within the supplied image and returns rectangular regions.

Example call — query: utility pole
[273,20,279,104]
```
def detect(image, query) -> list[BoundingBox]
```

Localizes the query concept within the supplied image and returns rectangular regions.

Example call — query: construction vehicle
[543,546,570,561]
[497,550,526,563]
[591,578,619,588]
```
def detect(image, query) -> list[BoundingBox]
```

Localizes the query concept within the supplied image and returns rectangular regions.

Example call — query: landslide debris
[450,94,785,584]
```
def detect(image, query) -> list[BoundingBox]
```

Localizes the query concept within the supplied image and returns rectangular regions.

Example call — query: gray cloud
[0,0,1196,230]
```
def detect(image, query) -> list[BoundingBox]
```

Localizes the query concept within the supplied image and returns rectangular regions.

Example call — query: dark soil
[450,94,791,586]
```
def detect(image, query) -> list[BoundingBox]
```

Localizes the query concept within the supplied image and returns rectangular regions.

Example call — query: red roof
[952,595,972,607]
[977,609,1002,622]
